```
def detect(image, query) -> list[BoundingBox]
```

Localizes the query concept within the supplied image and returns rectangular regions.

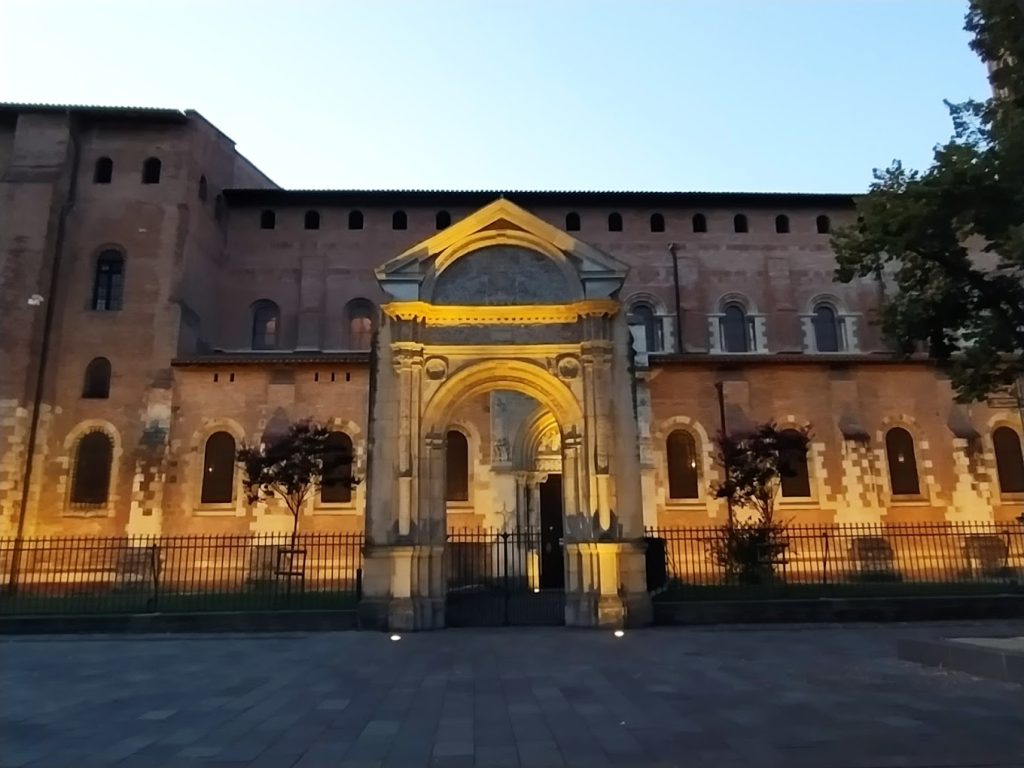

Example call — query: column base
[564,540,653,628]
[358,543,446,631]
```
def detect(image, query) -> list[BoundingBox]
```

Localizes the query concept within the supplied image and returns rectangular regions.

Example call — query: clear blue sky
[0,0,991,192]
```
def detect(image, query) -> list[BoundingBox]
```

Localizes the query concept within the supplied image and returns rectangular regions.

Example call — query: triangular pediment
[376,198,628,302]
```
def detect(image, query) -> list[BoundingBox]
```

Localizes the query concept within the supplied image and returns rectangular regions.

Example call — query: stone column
[360,332,445,630]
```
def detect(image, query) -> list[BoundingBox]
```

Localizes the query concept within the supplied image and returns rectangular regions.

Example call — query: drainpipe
[8,112,81,593]
[668,243,682,354]
[715,381,734,527]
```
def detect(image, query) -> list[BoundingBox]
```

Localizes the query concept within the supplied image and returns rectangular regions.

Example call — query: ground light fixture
[613,630,625,638]
[390,634,401,642]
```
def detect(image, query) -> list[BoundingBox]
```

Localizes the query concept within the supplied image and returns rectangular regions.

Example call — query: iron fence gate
[445,529,565,626]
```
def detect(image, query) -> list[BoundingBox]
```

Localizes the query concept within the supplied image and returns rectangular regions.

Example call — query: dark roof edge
[221,189,858,207]
[0,102,188,123]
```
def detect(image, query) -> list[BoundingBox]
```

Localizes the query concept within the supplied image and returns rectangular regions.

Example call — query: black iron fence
[0,533,364,616]
[446,528,564,626]
[646,522,1024,598]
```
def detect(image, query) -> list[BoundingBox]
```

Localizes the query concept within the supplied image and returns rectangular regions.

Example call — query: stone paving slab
[2,621,1024,767]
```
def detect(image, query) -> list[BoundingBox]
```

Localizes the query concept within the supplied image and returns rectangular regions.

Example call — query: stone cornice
[381,300,619,326]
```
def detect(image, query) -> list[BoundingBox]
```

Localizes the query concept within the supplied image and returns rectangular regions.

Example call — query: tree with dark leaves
[237,421,355,546]
[711,423,810,584]
[833,0,1024,403]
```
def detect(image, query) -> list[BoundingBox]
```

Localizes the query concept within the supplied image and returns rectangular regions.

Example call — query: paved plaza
[2,621,1024,768]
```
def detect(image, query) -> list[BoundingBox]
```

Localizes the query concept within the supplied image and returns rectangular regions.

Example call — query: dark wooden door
[538,474,564,589]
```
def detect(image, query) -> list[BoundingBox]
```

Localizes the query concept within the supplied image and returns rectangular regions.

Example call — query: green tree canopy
[833,0,1024,402]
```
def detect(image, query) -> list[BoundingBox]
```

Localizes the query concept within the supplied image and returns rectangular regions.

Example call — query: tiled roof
[0,102,188,122]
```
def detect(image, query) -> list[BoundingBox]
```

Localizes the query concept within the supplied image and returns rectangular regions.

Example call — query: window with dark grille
[733,214,748,233]
[721,303,750,352]
[650,213,665,233]
[692,213,708,233]
[251,300,280,349]
[82,357,111,399]
[446,430,469,502]
[92,251,124,311]
[812,303,841,352]
[260,210,276,229]
[436,210,451,230]
[142,157,161,184]
[198,175,208,201]
[779,429,811,497]
[775,214,790,234]
[346,299,375,350]
[304,210,320,230]
[321,431,354,503]
[200,431,236,504]
[993,426,1024,493]
[348,210,364,230]
[565,212,580,231]
[93,157,113,184]
[70,431,113,505]
[392,210,407,230]
[608,212,623,232]
[816,214,831,234]
[886,427,920,495]
[666,430,699,499]
[630,303,661,352]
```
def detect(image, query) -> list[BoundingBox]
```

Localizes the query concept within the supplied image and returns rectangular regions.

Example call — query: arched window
[733,214,748,233]
[93,157,113,184]
[435,210,451,230]
[70,431,113,505]
[198,175,208,201]
[304,210,320,230]
[692,213,708,233]
[446,430,469,502]
[993,426,1024,493]
[666,430,699,499]
[565,212,581,231]
[650,213,665,233]
[200,431,236,504]
[82,357,111,399]
[720,303,750,353]
[812,303,841,352]
[816,215,831,234]
[346,299,375,350]
[775,214,790,234]
[392,210,407,230]
[260,210,276,230]
[142,157,161,184]
[630,303,662,353]
[886,427,920,496]
[321,431,354,503]
[608,212,623,232]
[779,429,811,497]
[348,210,364,230]
[92,251,124,311]
[251,300,280,350]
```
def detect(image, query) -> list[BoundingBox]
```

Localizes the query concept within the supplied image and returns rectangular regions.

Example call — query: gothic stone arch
[359,199,651,630]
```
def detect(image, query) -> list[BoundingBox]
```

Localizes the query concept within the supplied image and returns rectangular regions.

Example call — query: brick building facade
[1,103,1022,625]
